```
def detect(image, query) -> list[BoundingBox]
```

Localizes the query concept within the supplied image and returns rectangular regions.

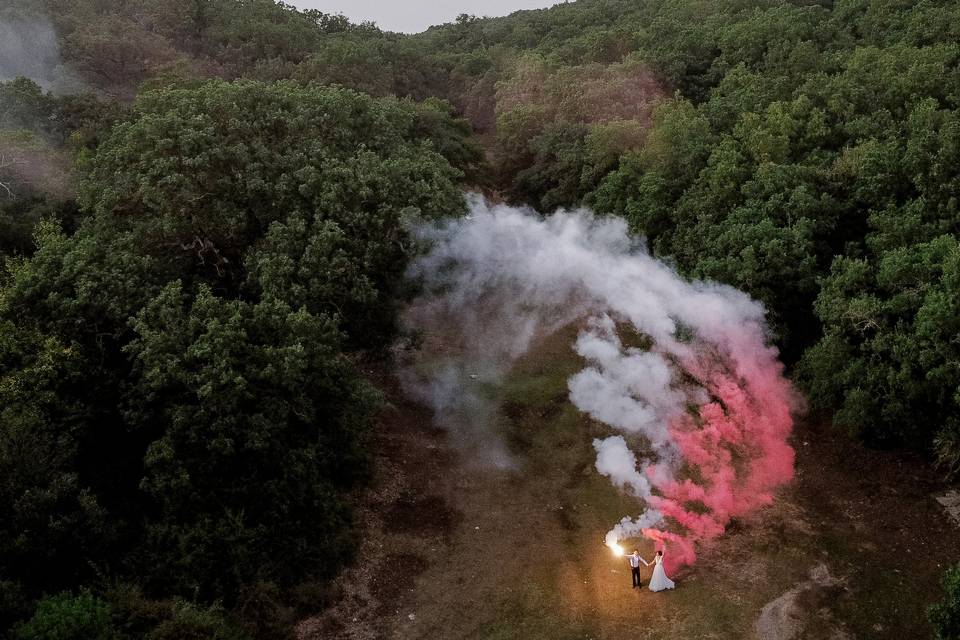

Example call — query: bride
[647,550,675,592]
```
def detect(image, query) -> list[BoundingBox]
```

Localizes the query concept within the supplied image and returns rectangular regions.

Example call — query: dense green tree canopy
[0,76,472,636]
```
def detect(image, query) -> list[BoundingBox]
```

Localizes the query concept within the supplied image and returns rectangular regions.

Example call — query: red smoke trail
[642,330,797,573]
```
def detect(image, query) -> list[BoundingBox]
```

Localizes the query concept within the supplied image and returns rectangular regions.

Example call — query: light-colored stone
[936,490,960,527]
[755,564,841,640]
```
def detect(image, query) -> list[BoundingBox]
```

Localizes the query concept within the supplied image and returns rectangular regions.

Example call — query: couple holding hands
[627,549,675,592]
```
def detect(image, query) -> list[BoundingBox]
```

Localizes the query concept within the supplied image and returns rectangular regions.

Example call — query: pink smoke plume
[404,196,801,571]
[640,333,796,572]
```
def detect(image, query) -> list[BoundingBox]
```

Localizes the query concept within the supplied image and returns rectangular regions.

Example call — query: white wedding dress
[648,555,675,592]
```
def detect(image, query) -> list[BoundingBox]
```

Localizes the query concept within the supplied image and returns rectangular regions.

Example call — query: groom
[628,549,649,588]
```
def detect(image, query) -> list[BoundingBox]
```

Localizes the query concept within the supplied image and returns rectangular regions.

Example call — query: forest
[1,0,960,638]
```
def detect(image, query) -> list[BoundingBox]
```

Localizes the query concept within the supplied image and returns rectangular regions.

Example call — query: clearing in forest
[306,328,960,640]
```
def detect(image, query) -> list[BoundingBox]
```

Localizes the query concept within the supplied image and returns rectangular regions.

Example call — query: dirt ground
[300,331,960,640]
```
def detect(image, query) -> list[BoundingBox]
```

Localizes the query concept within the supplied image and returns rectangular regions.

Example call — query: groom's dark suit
[628,552,643,587]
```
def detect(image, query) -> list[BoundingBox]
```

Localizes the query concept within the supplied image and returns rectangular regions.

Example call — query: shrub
[930,564,960,640]
[145,601,249,640]
[14,592,118,640]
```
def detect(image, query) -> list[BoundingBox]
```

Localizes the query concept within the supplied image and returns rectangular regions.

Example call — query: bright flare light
[608,542,624,557]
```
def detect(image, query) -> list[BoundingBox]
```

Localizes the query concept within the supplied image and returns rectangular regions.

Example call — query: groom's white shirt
[629,553,646,567]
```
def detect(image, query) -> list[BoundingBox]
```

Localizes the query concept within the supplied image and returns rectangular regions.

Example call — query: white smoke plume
[402,195,798,567]
[593,435,655,499]
[604,511,665,548]
[0,11,82,91]
[571,315,693,454]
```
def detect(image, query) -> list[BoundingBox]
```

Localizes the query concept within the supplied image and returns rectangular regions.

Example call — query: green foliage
[0,78,119,245]
[513,122,590,210]
[1,78,467,634]
[78,80,466,345]
[0,197,81,258]
[800,236,960,451]
[0,318,115,599]
[0,77,121,149]
[0,78,60,137]
[13,592,118,640]
[590,98,715,244]
[291,34,449,100]
[125,282,374,598]
[492,54,662,208]
[143,600,249,640]
[101,584,253,640]
[930,564,960,640]
[411,97,488,183]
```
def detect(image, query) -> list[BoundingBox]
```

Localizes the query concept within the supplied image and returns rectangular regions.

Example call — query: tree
[1,78,469,630]
[0,322,114,625]
[125,282,374,599]
[591,98,715,245]
[930,564,960,640]
[800,236,960,449]
[13,592,119,640]
[78,80,465,346]
[493,54,663,207]
[0,77,60,137]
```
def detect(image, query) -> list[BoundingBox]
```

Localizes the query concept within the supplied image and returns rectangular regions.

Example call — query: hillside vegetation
[1,0,960,638]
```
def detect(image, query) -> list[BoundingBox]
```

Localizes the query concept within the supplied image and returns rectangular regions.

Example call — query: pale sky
[288,1,565,34]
